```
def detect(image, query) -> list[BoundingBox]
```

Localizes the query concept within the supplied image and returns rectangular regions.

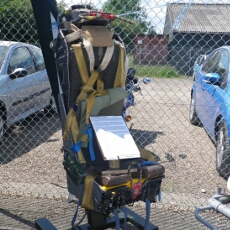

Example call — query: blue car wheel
[216,121,230,179]
[189,94,201,126]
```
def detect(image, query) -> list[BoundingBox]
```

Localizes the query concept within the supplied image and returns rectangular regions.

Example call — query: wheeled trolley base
[35,205,158,230]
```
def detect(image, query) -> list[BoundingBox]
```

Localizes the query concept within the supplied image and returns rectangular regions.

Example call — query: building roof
[163,3,230,34]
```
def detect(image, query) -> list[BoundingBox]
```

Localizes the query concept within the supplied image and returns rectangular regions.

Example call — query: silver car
[0,41,56,139]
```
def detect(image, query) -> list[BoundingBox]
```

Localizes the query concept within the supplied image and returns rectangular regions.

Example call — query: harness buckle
[128,162,143,200]
[81,84,94,94]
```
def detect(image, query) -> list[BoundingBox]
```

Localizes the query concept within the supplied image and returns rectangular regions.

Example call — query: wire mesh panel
[1,0,230,227]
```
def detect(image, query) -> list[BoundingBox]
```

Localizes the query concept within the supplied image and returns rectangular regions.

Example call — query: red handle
[89,11,115,21]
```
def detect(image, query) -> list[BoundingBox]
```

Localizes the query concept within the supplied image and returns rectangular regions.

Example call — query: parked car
[0,41,56,140]
[192,54,206,80]
[189,46,230,178]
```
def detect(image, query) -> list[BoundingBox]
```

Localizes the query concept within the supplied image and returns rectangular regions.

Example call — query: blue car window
[8,47,36,75]
[202,51,221,74]
[197,56,204,66]
[30,46,45,71]
[216,50,229,89]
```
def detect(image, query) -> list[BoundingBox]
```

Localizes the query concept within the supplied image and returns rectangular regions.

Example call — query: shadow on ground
[130,128,164,162]
[0,111,61,164]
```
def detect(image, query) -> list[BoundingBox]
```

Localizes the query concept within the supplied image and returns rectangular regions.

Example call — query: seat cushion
[95,164,165,187]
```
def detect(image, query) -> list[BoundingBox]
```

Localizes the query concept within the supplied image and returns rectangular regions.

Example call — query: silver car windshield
[0,46,7,69]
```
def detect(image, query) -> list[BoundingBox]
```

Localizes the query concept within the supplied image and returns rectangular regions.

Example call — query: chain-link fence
[1,0,230,228]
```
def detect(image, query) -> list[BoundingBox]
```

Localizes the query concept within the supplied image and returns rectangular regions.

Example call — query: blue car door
[199,49,229,138]
[195,51,221,123]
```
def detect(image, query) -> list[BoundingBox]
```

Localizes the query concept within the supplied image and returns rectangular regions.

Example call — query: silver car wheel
[44,95,57,115]
[216,129,224,168]
[0,115,4,139]
[50,96,57,113]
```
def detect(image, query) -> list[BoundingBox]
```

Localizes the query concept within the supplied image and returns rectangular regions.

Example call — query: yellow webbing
[64,42,125,144]
[85,91,96,124]
[77,149,86,164]
[81,174,98,210]
[63,43,110,161]
[64,45,100,142]
[63,42,126,209]
[113,45,126,88]
[72,44,110,124]
[63,108,86,164]
[63,108,79,144]
[75,70,99,102]
[63,44,101,163]
[97,76,108,95]
[72,44,89,84]
[137,145,156,162]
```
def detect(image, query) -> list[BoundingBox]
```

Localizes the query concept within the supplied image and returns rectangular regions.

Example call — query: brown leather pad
[95,164,165,187]
[95,174,131,187]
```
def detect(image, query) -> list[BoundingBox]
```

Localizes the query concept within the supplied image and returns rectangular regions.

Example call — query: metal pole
[194,205,218,230]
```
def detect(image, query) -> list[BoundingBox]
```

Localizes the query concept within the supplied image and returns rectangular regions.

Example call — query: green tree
[0,0,39,44]
[102,0,156,50]
[0,0,65,46]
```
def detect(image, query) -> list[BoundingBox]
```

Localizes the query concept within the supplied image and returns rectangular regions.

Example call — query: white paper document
[90,116,141,160]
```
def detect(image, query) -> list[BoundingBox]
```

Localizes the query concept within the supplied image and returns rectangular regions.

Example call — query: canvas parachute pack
[50,4,165,229]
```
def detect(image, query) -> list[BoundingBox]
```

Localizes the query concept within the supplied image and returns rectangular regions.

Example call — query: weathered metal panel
[134,35,169,65]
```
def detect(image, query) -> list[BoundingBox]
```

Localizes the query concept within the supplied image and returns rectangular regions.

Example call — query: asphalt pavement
[1,192,230,230]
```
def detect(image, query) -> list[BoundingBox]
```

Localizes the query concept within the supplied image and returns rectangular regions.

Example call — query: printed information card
[90,116,140,160]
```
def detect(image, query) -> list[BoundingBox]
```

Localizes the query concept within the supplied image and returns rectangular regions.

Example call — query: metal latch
[128,162,142,200]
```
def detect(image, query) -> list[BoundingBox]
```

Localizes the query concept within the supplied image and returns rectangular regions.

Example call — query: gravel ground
[1,194,229,230]
[0,78,229,228]
[127,78,227,202]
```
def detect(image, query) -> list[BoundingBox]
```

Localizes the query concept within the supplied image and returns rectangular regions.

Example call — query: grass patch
[128,56,182,78]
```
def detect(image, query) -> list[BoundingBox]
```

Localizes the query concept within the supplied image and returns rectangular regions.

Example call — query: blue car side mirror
[204,73,221,86]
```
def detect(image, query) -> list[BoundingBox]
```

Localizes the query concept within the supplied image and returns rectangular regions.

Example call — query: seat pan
[95,163,165,187]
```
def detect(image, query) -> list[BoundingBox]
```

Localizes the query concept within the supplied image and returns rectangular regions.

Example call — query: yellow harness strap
[97,76,108,95]
[63,108,79,143]
[75,70,99,102]
[63,108,86,163]
[63,42,125,169]
[81,174,98,210]
[64,45,100,142]
[137,145,156,162]
[72,44,89,84]
[72,44,109,124]
[63,41,127,210]
[113,45,126,88]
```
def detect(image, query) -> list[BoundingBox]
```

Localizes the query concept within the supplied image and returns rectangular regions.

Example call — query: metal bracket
[35,206,158,230]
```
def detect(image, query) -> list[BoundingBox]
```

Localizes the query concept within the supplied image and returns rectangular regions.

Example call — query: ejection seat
[46,4,165,230]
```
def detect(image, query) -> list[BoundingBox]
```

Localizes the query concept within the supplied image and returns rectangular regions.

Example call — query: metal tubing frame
[195,188,230,230]
[35,206,158,230]
[194,205,218,230]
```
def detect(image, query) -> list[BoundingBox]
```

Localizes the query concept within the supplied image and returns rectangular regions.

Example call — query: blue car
[190,46,230,178]
[192,54,206,81]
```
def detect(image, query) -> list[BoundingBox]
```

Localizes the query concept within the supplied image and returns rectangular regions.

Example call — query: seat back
[55,20,128,168]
